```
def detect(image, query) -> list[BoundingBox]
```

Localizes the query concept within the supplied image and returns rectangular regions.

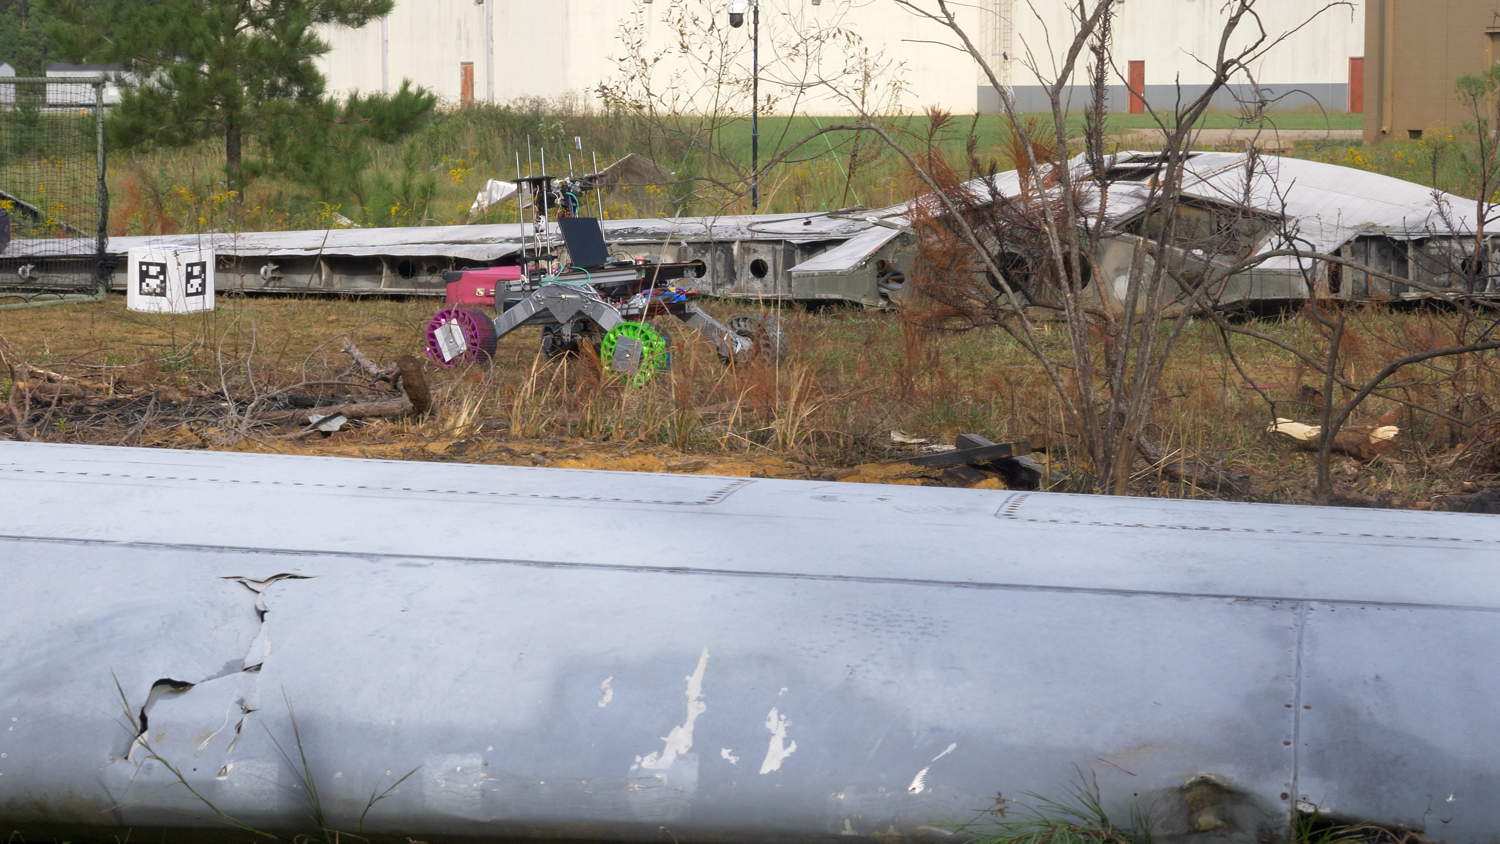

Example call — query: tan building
[1365,0,1500,143]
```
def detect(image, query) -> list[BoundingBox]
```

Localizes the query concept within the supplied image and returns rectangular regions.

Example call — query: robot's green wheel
[600,321,671,386]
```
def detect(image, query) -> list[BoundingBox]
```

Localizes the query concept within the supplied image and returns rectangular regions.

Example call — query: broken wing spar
[3,442,1500,840]
[7,151,1491,309]
[77,209,906,304]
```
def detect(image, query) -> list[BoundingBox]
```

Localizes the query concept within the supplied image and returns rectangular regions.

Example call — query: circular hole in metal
[688,259,707,279]
[876,259,906,291]
[395,259,417,279]
[749,258,769,279]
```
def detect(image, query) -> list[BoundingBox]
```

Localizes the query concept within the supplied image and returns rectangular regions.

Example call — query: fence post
[95,79,109,294]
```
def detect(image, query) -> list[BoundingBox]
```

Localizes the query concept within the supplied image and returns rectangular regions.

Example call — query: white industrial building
[0,62,129,107]
[316,0,1366,115]
[44,63,128,106]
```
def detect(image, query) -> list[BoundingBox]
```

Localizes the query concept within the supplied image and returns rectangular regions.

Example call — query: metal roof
[45,62,125,72]
[1108,150,1481,247]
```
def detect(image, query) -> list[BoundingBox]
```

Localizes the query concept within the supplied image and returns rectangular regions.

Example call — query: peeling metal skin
[1,443,1499,841]
[9,211,905,303]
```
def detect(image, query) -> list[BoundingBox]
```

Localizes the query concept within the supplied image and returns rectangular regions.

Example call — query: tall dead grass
[3,295,1497,506]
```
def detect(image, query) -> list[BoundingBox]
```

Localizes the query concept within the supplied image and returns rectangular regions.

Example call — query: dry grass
[2,293,1496,508]
[77,103,1372,238]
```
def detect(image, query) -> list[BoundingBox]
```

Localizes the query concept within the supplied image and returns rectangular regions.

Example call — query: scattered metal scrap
[952,151,1500,312]
[907,432,1043,489]
[1437,486,1500,514]
[7,151,1495,311]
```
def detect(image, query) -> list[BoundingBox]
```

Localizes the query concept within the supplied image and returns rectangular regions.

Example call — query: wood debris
[0,339,433,445]
[1267,417,1400,460]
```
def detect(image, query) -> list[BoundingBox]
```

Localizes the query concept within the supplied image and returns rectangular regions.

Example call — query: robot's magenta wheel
[424,307,498,367]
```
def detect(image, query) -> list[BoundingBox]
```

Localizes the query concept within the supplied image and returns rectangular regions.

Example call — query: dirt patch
[232,430,816,480]
[833,461,931,486]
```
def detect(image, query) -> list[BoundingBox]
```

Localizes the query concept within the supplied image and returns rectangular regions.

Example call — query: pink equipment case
[445,266,523,307]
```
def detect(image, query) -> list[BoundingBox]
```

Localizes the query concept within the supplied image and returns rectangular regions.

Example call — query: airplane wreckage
[9,150,1499,310]
[4,440,1500,842]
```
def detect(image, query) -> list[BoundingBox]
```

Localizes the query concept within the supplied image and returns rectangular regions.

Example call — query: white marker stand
[127,246,215,314]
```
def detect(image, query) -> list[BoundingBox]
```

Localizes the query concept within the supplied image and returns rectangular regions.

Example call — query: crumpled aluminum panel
[66,212,886,262]
[16,151,1484,306]
[1,442,1498,841]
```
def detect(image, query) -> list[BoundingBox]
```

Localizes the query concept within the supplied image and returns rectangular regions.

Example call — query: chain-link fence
[0,77,108,303]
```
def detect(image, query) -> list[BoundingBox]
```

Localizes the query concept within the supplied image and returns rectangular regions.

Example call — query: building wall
[1364,0,1500,143]
[316,0,1363,116]
[316,0,993,114]
[986,0,1365,114]
[318,0,488,102]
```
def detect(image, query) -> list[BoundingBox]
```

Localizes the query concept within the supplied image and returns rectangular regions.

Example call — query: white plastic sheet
[468,178,520,218]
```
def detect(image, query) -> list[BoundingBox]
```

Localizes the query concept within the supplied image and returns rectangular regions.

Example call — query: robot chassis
[510,273,777,367]
[428,263,781,376]
[426,167,784,382]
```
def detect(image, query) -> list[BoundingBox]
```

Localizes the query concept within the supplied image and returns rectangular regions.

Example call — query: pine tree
[46,0,393,195]
[0,0,90,75]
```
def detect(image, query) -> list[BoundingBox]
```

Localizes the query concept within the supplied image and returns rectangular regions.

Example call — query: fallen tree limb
[20,363,115,395]
[341,338,398,382]
[15,379,91,400]
[21,363,76,382]
[1267,418,1399,461]
[6,381,33,441]
[2,352,34,442]
[260,396,415,427]
[1138,437,1249,497]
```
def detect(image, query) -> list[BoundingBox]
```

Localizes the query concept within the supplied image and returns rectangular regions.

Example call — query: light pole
[728,0,759,212]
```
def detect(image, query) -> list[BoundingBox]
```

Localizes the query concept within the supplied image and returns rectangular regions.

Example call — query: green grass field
[84,104,1373,235]
[711,110,1363,159]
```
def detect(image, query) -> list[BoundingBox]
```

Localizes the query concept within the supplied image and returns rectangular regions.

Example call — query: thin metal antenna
[592,151,605,220]
[525,138,538,258]
[514,150,524,230]
[538,147,550,265]
[517,149,534,261]
[527,137,539,264]
[564,152,573,223]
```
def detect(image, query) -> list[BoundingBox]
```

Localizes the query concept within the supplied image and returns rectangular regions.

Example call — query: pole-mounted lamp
[726,2,823,209]
[728,0,759,211]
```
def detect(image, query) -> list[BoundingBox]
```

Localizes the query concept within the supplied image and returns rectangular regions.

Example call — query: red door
[1128,60,1145,114]
[1349,56,1365,114]
[460,62,475,107]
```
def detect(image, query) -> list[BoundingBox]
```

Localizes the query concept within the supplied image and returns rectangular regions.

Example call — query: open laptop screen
[559,217,610,269]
